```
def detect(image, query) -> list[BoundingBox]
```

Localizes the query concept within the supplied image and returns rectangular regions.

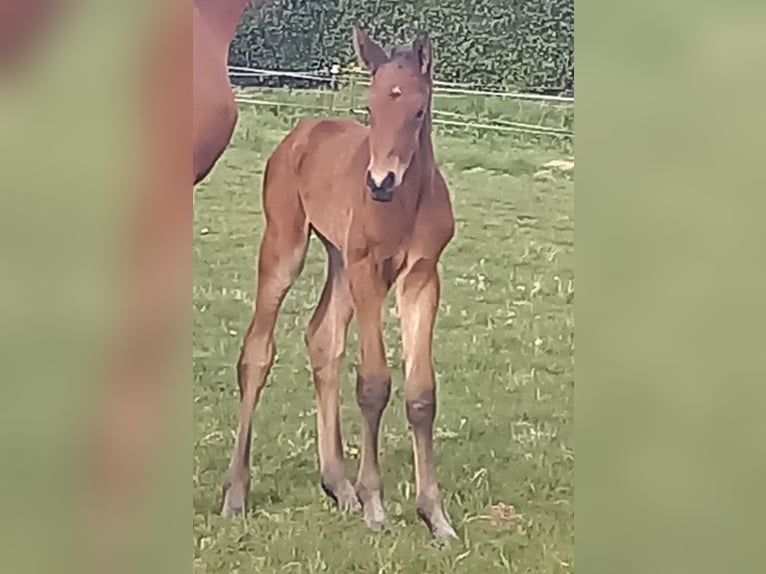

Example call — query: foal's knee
[356,373,391,418]
[406,388,436,429]
[306,328,343,364]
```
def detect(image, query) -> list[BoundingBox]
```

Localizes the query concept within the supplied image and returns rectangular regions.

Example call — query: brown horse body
[222,29,457,539]
[193,0,253,184]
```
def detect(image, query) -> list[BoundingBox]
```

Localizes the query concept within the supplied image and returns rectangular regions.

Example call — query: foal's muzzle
[366,171,395,203]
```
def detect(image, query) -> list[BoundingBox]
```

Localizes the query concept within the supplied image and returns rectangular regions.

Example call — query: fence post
[329,64,340,114]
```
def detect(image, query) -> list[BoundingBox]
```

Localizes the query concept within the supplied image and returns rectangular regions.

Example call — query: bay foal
[222,28,457,539]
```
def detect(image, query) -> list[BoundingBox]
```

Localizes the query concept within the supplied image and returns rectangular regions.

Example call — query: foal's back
[265,117,374,244]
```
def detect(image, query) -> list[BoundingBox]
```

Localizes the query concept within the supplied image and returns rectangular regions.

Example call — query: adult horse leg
[348,263,390,529]
[221,202,308,516]
[305,242,359,511]
[396,259,456,540]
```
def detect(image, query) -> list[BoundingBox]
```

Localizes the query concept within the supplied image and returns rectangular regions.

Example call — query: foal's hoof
[364,514,387,531]
[362,498,387,531]
[418,507,458,541]
[321,479,362,512]
[430,521,458,542]
[221,482,248,517]
[336,482,363,513]
[221,500,244,517]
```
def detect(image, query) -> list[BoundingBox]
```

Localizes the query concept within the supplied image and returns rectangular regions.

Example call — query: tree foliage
[231,0,573,92]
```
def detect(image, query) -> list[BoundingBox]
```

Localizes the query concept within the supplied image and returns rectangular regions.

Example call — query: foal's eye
[415,109,425,119]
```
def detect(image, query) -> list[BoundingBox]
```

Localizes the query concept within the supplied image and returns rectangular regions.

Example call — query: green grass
[193,102,574,573]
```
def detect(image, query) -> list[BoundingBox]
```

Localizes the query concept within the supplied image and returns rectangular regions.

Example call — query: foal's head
[353,28,433,203]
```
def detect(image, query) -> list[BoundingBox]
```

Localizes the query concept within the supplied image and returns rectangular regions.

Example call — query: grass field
[193,96,574,573]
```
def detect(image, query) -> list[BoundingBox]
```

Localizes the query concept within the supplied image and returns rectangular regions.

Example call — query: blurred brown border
[86,1,192,571]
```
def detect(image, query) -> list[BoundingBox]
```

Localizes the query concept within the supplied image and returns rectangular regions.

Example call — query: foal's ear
[353,27,387,73]
[412,33,433,77]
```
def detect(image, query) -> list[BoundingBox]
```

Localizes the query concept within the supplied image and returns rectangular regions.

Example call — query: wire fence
[229,66,574,102]
[229,66,574,139]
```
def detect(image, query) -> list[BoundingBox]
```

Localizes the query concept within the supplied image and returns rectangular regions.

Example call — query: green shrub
[231,0,573,92]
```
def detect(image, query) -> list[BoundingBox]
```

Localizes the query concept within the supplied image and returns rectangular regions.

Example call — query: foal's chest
[343,194,426,286]
[345,227,412,287]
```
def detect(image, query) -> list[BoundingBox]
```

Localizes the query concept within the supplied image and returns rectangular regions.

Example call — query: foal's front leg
[348,263,391,530]
[396,259,456,540]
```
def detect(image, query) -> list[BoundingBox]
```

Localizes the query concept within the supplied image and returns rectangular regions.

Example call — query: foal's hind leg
[306,244,359,511]
[221,216,308,517]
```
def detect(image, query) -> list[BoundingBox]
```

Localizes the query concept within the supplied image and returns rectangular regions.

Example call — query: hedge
[230,0,574,93]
